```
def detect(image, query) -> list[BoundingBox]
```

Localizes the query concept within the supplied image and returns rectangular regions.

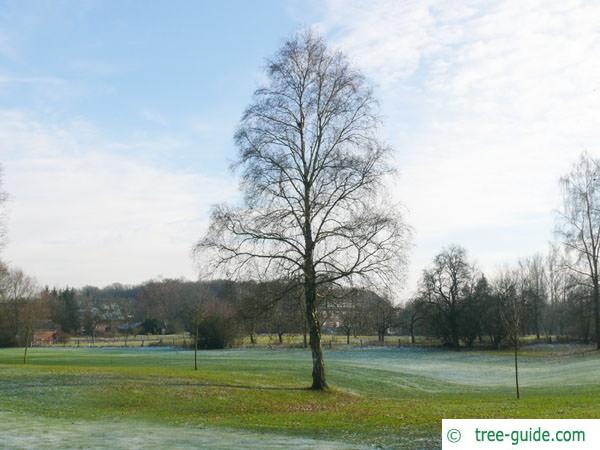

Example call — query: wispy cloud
[1,110,237,287]
[316,0,600,293]
[0,74,65,88]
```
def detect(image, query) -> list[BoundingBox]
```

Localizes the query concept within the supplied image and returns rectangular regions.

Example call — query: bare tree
[401,297,427,345]
[480,284,508,349]
[563,274,592,342]
[369,294,396,343]
[336,290,367,345]
[192,301,204,371]
[495,269,524,399]
[197,31,409,390]
[176,283,214,370]
[0,262,8,299]
[22,289,47,364]
[236,281,265,345]
[518,254,547,339]
[1,268,37,341]
[545,243,567,337]
[0,164,7,259]
[0,268,38,357]
[557,153,600,349]
[421,245,473,348]
[82,300,101,344]
[266,284,300,344]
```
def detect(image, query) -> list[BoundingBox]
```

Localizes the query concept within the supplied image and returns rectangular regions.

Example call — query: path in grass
[0,345,599,449]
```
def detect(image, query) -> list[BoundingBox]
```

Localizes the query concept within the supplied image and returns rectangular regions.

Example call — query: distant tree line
[399,243,594,349]
[1,245,595,351]
[0,271,399,349]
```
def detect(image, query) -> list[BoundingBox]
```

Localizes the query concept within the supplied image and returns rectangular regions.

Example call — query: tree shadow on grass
[145,381,326,392]
[0,379,323,392]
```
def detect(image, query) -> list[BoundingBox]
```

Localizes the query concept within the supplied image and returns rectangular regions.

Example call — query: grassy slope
[0,346,599,448]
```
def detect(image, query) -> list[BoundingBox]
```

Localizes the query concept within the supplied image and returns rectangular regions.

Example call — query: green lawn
[0,345,599,449]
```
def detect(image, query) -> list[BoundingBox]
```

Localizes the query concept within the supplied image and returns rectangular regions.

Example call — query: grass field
[1,344,599,449]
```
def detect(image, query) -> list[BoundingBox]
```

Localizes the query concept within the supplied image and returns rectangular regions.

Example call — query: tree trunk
[194,323,199,371]
[23,327,30,364]
[13,303,20,344]
[346,330,350,345]
[514,341,520,399]
[594,280,600,350]
[534,300,540,340]
[491,336,499,350]
[302,321,308,348]
[305,278,326,390]
[303,170,326,389]
[449,302,458,349]
[278,332,283,344]
[249,332,255,345]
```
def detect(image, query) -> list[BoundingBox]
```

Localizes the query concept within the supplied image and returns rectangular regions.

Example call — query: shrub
[195,308,239,349]
[141,318,162,335]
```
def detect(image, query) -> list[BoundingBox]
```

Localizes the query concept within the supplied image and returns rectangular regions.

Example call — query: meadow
[0,344,599,449]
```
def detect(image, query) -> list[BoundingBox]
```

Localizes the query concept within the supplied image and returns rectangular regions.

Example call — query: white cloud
[0,110,237,287]
[316,0,600,294]
[0,74,69,102]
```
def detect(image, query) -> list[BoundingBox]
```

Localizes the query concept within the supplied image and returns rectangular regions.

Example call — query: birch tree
[557,153,600,349]
[0,164,7,270]
[197,31,409,390]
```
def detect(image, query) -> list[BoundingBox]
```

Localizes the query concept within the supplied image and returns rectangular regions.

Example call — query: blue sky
[2,0,600,298]
[1,0,311,171]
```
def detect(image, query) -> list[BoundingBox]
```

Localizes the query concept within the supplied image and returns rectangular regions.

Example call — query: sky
[1,0,599,298]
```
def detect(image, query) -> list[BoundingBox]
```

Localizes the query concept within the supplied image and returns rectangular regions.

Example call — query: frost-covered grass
[0,412,364,450]
[0,345,599,449]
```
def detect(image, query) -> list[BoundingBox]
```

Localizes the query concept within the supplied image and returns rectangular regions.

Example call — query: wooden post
[514,342,520,400]
[194,323,199,371]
